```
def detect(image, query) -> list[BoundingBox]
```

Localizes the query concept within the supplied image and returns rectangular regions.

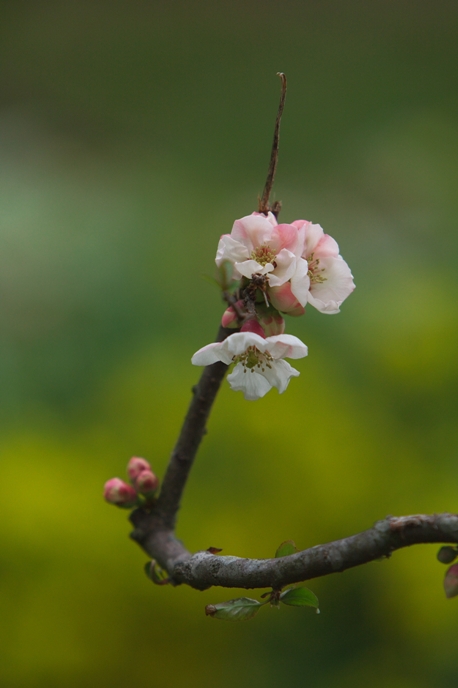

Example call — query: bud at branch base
[127,456,151,482]
[104,478,138,508]
[135,470,159,496]
[444,564,458,598]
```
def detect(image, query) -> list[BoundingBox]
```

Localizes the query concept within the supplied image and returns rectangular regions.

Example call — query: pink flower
[104,478,138,508]
[216,212,310,307]
[270,221,355,315]
[192,331,308,400]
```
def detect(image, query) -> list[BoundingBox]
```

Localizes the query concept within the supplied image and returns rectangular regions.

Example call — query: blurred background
[1,1,457,686]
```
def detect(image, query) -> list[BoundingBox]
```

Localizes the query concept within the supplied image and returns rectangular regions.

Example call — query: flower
[191,332,308,400]
[216,212,310,308]
[270,221,355,315]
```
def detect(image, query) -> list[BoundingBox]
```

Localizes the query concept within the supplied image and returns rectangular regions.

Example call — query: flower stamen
[307,252,327,284]
[251,244,277,268]
[232,345,274,373]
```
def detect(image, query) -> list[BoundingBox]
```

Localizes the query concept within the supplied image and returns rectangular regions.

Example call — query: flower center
[232,345,273,373]
[251,244,277,268]
[307,252,327,284]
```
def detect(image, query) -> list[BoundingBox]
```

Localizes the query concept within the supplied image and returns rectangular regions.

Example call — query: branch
[258,72,287,217]
[129,324,235,572]
[134,513,458,590]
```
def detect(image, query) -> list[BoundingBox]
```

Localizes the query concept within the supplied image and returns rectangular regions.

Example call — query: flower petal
[216,235,249,267]
[262,359,300,394]
[308,256,355,314]
[231,213,277,250]
[290,257,311,307]
[191,342,229,366]
[235,259,274,279]
[227,364,272,400]
[265,334,308,360]
[303,223,325,256]
[220,331,267,356]
[266,249,297,286]
[272,223,305,254]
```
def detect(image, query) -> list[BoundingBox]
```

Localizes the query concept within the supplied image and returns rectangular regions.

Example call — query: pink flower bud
[269,283,305,317]
[240,318,266,338]
[104,478,138,508]
[127,456,151,482]
[135,470,159,496]
[221,301,244,328]
[444,564,458,598]
[258,312,285,336]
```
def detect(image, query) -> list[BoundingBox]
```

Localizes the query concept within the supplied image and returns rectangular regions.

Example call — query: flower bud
[240,318,266,338]
[258,312,285,336]
[135,469,159,496]
[269,283,305,317]
[104,478,138,508]
[437,546,458,564]
[444,564,458,598]
[127,456,151,482]
[221,300,244,328]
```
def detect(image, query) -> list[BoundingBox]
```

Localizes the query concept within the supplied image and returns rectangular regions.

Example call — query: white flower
[216,212,309,305]
[191,332,308,401]
[298,221,355,314]
[269,221,355,315]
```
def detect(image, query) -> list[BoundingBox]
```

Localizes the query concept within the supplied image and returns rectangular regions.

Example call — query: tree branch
[129,324,234,572]
[132,513,458,590]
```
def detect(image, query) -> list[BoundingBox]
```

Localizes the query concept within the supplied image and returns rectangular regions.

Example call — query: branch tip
[258,72,288,216]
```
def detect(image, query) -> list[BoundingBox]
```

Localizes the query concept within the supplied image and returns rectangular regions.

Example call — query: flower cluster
[104,456,159,508]
[192,211,355,400]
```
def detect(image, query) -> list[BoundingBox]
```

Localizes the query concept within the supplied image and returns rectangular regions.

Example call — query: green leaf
[217,260,234,289]
[280,587,319,610]
[201,274,222,290]
[205,597,263,621]
[275,540,297,558]
[144,560,169,585]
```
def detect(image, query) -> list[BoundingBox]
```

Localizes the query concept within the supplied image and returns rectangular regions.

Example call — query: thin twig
[258,73,287,217]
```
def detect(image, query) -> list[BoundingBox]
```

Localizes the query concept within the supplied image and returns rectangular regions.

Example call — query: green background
[1,1,458,686]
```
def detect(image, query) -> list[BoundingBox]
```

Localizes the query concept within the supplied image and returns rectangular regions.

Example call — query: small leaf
[207,547,223,554]
[201,274,222,289]
[217,260,234,290]
[205,597,263,621]
[144,560,170,585]
[437,546,458,565]
[280,586,319,610]
[275,540,297,558]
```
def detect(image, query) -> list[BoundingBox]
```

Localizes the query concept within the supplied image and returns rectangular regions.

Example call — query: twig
[258,73,287,217]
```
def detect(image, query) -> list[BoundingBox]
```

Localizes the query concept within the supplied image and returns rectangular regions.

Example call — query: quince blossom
[216,212,310,309]
[270,221,355,315]
[191,332,308,401]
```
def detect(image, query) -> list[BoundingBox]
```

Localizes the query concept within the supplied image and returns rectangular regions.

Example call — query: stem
[258,72,287,217]
[155,325,233,529]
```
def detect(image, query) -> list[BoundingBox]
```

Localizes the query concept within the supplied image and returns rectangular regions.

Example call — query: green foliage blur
[1,2,458,686]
